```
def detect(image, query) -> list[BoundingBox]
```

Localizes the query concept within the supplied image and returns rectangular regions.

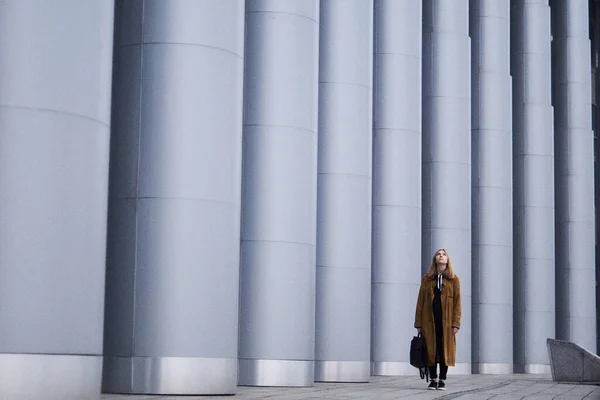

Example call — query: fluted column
[0,1,114,399]
[315,0,373,383]
[470,0,514,374]
[422,0,472,373]
[238,0,320,387]
[103,1,245,394]
[371,0,422,376]
[511,0,555,373]
[552,0,596,352]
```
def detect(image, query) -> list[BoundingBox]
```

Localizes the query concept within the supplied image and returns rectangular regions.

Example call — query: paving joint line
[435,380,513,399]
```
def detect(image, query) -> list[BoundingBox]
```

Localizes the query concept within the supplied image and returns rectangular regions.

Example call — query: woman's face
[435,250,448,272]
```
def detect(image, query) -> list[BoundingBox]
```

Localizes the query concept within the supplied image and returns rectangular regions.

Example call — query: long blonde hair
[426,248,455,279]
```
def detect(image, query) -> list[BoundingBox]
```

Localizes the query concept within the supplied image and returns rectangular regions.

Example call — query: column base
[371,361,473,375]
[447,362,472,375]
[472,363,513,374]
[371,361,415,376]
[314,361,370,382]
[0,353,102,400]
[102,356,237,395]
[238,358,314,387]
[514,363,551,374]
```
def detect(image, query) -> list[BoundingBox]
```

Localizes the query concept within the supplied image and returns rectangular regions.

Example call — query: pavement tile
[99,375,600,400]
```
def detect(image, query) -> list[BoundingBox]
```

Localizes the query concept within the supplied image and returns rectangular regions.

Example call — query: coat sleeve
[414,278,425,328]
[452,275,462,329]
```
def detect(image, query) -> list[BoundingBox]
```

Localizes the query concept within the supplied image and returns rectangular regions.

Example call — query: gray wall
[315,0,374,383]
[238,0,320,387]
[511,0,556,373]
[371,0,423,376]
[471,0,514,374]
[0,1,114,399]
[103,0,245,395]
[422,0,472,373]
[552,0,597,352]
[1,1,599,396]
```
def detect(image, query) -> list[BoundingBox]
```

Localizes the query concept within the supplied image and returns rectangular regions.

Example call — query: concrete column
[0,1,114,399]
[371,0,423,376]
[552,0,597,352]
[238,0,320,387]
[470,0,514,374]
[422,0,472,374]
[511,0,555,374]
[103,1,245,394]
[594,2,600,356]
[315,0,373,383]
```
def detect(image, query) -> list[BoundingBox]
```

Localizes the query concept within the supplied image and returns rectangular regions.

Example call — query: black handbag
[410,333,429,381]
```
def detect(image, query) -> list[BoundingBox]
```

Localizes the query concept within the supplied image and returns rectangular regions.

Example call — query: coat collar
[427,272,454,281]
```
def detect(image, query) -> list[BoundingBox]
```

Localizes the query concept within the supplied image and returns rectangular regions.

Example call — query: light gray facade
[103,0,245,395]
[0,1,114,399]
[552,0,597,353]
[471,0,514,374]
[422,0,472,374]
[511,0,556,374]
[0,0,599,398]
[593,0,600,356]
[238,0,320,387]
[315,0,373,383]
[371,0,423,376]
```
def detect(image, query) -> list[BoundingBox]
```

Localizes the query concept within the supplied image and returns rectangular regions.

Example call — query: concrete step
[547,338,600,384]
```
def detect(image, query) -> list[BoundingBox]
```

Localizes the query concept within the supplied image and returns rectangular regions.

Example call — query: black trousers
[429,363,448,380]
[429,286,448,380]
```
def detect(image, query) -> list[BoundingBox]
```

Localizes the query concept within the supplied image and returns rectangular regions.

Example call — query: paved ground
[102,374,600,399]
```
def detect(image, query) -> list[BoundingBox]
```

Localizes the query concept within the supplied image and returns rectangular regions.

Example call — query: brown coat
[414,273,462,366]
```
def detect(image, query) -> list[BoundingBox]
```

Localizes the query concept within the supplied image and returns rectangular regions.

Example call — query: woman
[414,249,462,390]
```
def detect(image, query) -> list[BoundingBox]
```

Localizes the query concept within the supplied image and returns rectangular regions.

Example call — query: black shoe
[427,380,437,390]
[437,380,446,390]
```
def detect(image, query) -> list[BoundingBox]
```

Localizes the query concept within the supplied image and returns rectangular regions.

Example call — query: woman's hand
[453,327,459,334]
[417,327,421,334]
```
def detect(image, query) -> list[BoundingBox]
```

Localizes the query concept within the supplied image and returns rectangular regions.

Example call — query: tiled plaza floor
[102,374,600,399]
